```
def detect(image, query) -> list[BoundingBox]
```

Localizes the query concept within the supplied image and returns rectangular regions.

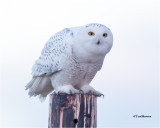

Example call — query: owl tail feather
[25,78,36,90]
[25,76,54,102]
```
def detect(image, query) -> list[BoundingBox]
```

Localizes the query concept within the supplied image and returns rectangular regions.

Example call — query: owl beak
[97,40,100,45]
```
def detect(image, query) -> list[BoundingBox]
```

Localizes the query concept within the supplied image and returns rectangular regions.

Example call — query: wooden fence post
[48,94,97,128]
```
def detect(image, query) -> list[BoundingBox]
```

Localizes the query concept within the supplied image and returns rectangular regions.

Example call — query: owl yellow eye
[103,33,107,37]
[88,32,95,36]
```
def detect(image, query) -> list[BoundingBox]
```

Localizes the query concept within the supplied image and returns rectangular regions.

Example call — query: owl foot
[56,85,80,94]
[80,85,104,97]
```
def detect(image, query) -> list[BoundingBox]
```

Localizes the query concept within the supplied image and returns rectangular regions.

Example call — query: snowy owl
[26,23,113,101]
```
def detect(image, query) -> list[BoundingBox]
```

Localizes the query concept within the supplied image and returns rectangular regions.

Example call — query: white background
[0,0,159,128]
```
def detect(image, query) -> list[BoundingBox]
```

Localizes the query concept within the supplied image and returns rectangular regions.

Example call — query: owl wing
[32,28,73,76]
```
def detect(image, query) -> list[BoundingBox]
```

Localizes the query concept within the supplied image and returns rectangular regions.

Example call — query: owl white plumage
[26,23,113,101]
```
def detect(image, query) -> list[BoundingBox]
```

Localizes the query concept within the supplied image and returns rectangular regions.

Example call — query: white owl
[26,23,113,101]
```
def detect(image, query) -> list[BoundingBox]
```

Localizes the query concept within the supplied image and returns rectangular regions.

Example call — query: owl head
[71,23,113,62]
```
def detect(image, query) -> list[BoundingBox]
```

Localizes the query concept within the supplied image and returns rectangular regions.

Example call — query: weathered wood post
[48,94,97,128]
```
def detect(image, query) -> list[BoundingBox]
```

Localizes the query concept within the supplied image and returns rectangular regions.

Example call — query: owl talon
[69,90,72,94]
[96,93,104,97]
[56,85,80,94]
[101,94,104,98]
[80,85,103,96]
[57,91,67,95]
[79,90,84,94]
[88,90,92,95]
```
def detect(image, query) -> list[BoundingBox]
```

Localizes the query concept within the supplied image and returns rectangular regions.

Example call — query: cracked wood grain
[48,94,97,128]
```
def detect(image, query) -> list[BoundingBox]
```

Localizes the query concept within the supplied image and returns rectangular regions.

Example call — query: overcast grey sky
[0,0,159,128]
